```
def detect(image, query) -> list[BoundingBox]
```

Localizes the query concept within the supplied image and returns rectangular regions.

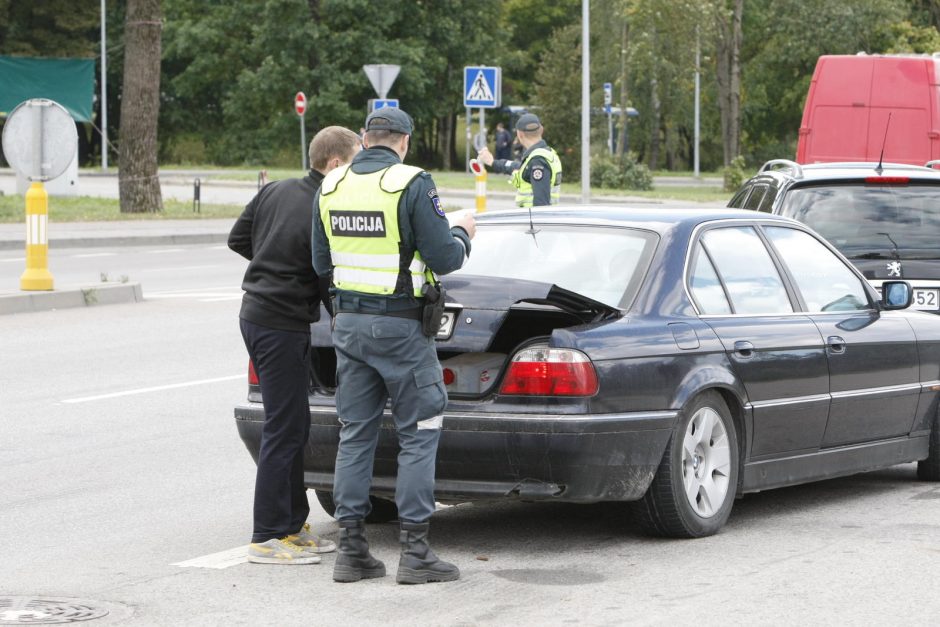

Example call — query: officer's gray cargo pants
[332,312,447,523]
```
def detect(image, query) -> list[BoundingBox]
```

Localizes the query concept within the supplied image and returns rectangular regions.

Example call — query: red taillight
[442,368,456,386]
[499,347,598,396]
[248,360,259,385]
[865,176,909,184]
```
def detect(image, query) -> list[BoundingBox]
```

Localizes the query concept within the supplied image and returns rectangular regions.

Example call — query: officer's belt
[333,293,423,320]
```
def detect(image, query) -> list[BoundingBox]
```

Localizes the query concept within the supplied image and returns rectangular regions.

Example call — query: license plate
[911,288,940,311]
[436,310,456,339]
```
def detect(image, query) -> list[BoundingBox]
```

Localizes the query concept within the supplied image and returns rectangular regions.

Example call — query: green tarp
[0,56,95,122]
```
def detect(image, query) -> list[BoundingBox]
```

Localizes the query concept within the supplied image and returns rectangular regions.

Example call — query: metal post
[694,27,701,178]
[465,107,471,173]
[608,110,613,155]
[100,0,108,171]
[300,118,307,171]
[581,0,590,203]
[193,178,201,213]
[479,107,486,153]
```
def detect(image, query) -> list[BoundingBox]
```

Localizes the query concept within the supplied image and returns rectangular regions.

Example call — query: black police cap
[515,113,542,132]
[365,108,414,135]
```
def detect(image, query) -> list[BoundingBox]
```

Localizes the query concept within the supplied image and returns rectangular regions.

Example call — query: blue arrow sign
[369,99,399,112]
[464,66,501,108]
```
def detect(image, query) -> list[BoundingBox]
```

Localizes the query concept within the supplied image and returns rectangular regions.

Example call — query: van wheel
[917,409,940,481]
[635,391,739,538]
[314,490,399,523]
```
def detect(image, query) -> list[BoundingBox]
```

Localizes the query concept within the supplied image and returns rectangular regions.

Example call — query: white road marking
[207,245,230,250]
[172,545,248,570]
[147,248,185,254]
[62,374,243,404]
[139,264,221,273]
[0,257,25,263]
[200,295,243,302]
[71,252,117,258]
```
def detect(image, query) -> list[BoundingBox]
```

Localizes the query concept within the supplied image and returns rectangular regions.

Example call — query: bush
[722,155,748,192]
[590,153,654,191]
[162,134,207,165]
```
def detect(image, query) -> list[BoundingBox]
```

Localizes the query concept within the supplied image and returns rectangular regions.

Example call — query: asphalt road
[1,244,939,626]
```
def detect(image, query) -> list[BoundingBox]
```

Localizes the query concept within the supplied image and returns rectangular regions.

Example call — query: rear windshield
[781,183,940,260]
[453,224,659,308]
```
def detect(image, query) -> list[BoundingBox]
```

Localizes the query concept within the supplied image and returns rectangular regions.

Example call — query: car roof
[753,160,940,184]
[475,205,796,232]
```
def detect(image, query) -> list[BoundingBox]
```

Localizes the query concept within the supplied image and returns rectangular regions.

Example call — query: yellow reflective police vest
[319,163,433,297]
[511,146,562,207]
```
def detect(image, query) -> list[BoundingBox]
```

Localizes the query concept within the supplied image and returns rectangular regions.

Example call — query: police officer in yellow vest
[478,113,562,206]
[312,108,476,585]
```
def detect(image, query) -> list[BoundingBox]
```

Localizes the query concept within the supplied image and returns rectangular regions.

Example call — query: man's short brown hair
[309,126,361,172]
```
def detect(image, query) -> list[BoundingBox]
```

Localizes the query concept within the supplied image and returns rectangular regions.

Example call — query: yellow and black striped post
[20,181,54,290]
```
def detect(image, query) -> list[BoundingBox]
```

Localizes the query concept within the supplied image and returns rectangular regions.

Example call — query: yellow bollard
[20,181,54,291]
[469,159,487,213]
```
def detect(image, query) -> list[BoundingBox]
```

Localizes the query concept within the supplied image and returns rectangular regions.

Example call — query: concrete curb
[0,282,144,316]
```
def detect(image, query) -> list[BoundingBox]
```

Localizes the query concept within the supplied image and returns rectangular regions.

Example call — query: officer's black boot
[332,519,386,583]
[396,521,460,584]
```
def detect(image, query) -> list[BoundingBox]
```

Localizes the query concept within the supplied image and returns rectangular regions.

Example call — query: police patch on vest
[532,167,544,181]
[329,210,387,237]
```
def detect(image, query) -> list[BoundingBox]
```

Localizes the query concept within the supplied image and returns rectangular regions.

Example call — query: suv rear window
[778,183,940,260]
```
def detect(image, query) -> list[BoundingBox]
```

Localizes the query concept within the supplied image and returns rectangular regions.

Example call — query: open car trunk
[308,276,622,397]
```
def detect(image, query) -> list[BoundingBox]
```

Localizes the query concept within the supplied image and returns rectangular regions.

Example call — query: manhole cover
[0,597,112,624]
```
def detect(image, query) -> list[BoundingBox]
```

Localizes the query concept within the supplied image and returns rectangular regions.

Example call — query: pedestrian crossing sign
[464,66,501,108]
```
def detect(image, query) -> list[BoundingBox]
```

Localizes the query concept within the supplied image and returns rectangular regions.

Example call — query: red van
[797,54,940,165]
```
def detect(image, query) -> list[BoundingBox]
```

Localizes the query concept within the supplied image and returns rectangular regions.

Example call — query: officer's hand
[477,147,494,167]
[450,210,476,240]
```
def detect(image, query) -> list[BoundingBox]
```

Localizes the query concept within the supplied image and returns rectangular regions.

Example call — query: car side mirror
[881,281,912,310]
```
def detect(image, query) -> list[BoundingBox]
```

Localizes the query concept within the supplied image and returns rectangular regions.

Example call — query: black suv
[729,160,940,313]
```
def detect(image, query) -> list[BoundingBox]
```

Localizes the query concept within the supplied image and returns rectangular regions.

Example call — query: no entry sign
[294,92,307,117]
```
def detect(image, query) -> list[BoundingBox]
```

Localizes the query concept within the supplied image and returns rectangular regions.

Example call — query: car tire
[313,489,400,523]
[635,391,739,538]
[917,409,940,481]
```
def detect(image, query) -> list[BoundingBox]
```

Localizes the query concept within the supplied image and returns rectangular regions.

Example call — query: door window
[700,227,793,314]
[764,227,870,312]
[689,243,732,314]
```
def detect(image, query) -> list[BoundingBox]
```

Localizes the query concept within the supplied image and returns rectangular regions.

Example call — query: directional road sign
[369,99,399,112]
[464,66,501,108]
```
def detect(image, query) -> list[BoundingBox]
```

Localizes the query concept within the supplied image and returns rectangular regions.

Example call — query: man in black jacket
[229,126,362,565]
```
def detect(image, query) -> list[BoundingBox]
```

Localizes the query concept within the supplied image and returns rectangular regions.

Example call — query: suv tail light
[499,347,598,396]
[248,359,259,385]
[865,176,909,184]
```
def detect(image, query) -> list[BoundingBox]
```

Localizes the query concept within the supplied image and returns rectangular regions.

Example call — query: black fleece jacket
[229,171,330,332]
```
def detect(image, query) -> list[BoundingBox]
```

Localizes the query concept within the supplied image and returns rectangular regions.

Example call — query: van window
[779,183,940,261]
[757,187,777,213]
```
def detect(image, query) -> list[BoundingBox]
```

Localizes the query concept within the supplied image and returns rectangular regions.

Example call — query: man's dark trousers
[240,318,311,543]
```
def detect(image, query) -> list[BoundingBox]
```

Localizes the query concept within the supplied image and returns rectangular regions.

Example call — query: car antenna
[875,112,892,175]
[525,205,540,245]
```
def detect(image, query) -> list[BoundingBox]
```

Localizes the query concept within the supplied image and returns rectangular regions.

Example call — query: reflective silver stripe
[330,251,425,273]
[333,267,423,292]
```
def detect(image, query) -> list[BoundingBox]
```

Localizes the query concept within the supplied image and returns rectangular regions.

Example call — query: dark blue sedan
[235,206,940,537]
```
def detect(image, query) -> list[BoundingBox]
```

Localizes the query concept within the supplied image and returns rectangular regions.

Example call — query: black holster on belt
[421,281,445,337]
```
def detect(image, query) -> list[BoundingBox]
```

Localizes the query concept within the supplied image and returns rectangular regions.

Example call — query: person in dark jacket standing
[229,125,362,565]
[477,113,563,207]
[494,122,512,160]
[313,108,475,585]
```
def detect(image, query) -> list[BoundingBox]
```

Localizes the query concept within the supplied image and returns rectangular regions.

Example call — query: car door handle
[827,335,846,354]
[733,340,755,358]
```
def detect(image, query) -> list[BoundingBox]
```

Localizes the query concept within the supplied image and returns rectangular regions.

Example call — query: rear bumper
[234,403,677,503]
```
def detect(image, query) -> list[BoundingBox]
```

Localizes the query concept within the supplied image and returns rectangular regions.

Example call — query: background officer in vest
[312,107,476,585]
[477,113,563,207]
[230,126,362,565]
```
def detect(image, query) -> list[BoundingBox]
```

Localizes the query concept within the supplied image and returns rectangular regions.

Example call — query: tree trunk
[616,20,629,157]
[119,0,163,213]
[715,0,743,166]
[648,27,661,170]
[440,114,453,170]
